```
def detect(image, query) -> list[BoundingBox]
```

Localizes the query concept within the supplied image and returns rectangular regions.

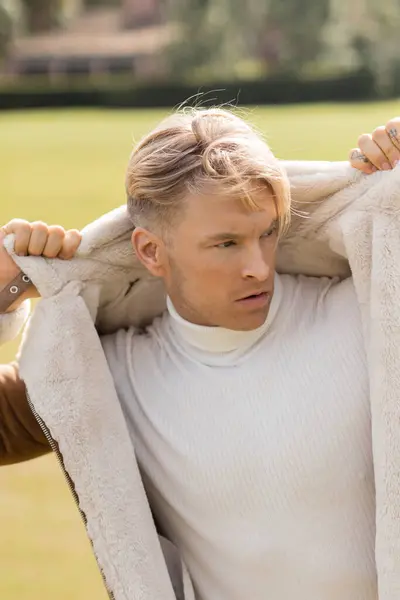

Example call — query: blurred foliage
[166,0,400,90]
[0,68,377,110]
[0,0,85,42]
[264,0,330,73]
[321,0,400,95]
[0,3,12,57]
[166,0,271,81]
[0,0,399,96]
[22,0,64,32]
[166,0,332,79]
[83,0,120,5]
[0,0,25,57]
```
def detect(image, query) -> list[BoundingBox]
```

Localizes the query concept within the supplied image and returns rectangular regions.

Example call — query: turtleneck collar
[166,274,282,361]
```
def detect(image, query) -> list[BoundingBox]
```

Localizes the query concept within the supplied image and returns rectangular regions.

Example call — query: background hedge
[0,68,382,110]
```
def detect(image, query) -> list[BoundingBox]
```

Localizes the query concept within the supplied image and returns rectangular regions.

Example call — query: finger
[2,219,33,255]
[59,229,82,260]
[372,126,400,168]
[2,218,31,236]
[27,222,49,256]
[386,117,400,153]
[358,133,391,170]
[349,148,376,174]
[42,226,66,258]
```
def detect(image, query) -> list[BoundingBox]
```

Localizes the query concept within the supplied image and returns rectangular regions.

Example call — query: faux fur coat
[2,160,400,600]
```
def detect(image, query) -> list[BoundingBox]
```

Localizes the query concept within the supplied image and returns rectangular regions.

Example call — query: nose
[241,244,270,282]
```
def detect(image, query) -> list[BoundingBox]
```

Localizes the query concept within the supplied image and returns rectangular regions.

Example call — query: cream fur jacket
[2,161,400,600]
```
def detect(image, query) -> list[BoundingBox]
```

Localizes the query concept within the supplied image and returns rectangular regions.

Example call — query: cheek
[261,239,277,266]
[193,254,239,291]
[176,248,224,281]
[267,246,277,268]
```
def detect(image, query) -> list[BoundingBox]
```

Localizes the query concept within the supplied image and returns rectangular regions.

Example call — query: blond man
[0,110,400,600]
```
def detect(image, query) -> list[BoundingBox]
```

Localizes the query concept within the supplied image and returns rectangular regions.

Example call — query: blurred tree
[62,0,84,21]
[0,0,23,57]
[264,0,330,73]
[166,0,269,81]
[322,0,400,94]
[359,0,400,95]
[83,0,120,5]
[18,0,85,33]
[166,0,333,79]
[166,0,224,80]
[21,0,63,33]
[0,3,12,57]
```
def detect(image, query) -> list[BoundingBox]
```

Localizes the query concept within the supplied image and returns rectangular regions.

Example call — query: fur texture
[0,301,30,346]
[3,160,400,599]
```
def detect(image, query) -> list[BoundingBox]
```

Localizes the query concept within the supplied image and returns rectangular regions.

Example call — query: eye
[216,240,236,249]
[261,224,277,238]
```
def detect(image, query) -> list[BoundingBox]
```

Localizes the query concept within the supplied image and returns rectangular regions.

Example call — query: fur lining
[0,301,30,346]
[3,161,400,599]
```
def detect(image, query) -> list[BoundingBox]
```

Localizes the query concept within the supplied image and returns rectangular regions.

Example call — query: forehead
[181,185,277,233]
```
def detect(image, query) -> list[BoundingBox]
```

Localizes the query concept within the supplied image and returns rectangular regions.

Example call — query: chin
[224,310,270,331]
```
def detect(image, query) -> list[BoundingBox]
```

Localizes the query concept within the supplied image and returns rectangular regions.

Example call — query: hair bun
[191,109,247,149]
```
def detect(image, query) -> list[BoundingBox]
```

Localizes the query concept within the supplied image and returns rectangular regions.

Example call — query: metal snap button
[22,275,30,283]
[10,286,19,294]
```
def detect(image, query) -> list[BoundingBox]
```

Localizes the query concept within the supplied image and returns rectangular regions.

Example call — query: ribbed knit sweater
[101,273,377,600]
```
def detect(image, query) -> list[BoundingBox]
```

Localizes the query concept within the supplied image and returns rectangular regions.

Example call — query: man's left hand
[349,117,400,173]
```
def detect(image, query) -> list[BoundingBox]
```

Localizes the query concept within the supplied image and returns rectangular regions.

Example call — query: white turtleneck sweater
[101,273,377,600]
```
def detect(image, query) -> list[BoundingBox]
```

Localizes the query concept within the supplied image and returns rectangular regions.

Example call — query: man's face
[162,185,278,331]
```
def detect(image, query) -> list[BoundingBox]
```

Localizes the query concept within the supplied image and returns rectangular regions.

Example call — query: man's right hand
[0,220,81,313]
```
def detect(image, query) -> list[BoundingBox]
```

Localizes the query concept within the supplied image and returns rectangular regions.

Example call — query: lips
[238,290,269,300]
[235,291,271,308]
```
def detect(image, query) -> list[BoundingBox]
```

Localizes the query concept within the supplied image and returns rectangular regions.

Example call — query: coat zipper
[26,391,116,600]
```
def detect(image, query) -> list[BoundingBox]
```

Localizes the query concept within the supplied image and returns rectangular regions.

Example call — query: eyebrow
[204,219,278,243]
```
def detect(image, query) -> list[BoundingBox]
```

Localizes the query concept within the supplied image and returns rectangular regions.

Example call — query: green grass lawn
[0,100,399,598]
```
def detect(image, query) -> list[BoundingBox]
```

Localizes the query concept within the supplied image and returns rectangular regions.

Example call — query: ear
[131,227,166,277]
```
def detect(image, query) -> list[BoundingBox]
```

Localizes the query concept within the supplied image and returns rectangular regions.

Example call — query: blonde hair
[126,107,291,238]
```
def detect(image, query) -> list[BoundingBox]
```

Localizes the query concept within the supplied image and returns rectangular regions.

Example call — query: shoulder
[99,328,139,410]
[278,272,339,303]
[99,313,171,410]
[101,326,135,362]
[101,328,135,385]
[100,312,169,377]
[278,273,359,322]
[279,272,355,300]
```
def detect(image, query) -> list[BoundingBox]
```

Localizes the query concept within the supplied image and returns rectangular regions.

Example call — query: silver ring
[10,286,19,294]
[22,275,30,283]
